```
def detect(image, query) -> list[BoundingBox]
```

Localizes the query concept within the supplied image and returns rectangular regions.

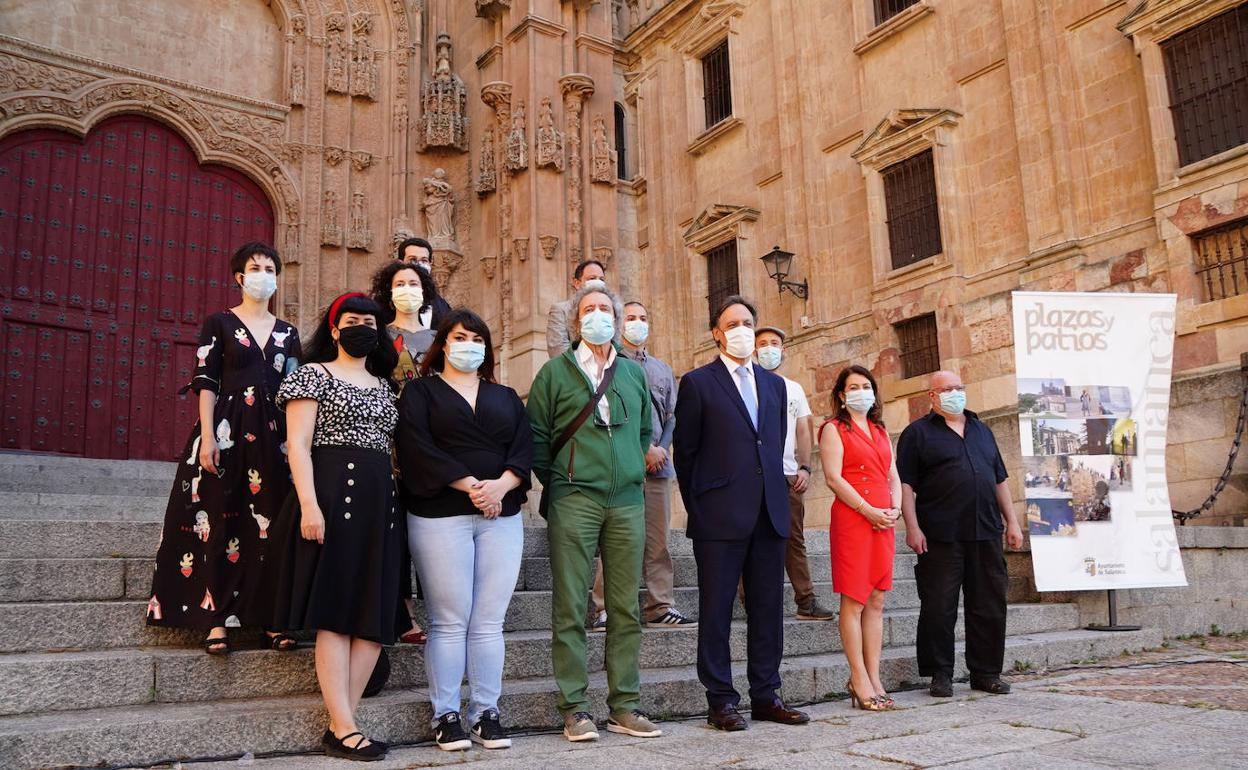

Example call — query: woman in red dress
[819,365,901,711]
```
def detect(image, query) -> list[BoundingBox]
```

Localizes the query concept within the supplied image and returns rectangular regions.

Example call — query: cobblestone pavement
[161,635,1248,770]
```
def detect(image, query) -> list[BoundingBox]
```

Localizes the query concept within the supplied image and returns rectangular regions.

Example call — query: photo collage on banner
[1012,292,1187,592]
[1019,380,1137,537]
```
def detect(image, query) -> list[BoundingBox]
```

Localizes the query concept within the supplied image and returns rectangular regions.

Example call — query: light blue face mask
[623,320,649,346]
[446,341,486,373]
[580,309,615,345]
[845,389,876,413]
[939,390,967,415]
[756,346,783,371]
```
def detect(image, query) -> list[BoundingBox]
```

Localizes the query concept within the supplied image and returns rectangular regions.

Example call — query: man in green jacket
[527,283,661,743]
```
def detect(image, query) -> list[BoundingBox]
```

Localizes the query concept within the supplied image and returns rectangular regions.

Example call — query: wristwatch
[798,464,811,474]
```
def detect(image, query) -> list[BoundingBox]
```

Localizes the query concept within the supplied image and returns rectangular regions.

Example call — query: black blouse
[396,376,534,518]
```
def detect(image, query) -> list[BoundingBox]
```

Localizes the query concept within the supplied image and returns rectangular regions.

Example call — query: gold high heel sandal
[846,680,890,711]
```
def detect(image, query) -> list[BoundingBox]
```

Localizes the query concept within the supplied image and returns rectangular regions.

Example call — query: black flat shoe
[323,731,386,761]
[969,676,1012,695]
[929,672,953,698]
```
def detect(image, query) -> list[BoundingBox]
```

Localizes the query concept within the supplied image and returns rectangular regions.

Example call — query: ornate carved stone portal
[419,33,468,151]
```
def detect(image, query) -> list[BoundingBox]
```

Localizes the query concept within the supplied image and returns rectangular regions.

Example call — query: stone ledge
[853,2,935,56]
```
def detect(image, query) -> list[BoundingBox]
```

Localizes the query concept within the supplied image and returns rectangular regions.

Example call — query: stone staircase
[0,452,1162,769]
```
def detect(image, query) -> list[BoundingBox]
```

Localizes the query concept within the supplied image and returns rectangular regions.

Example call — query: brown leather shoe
[706,704,748,731]
[750,698,810,725]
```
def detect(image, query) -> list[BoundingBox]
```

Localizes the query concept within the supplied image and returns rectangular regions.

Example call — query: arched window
[614,102,628,180]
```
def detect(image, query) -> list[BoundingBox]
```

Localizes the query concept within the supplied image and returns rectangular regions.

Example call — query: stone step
[0,551,920,603]
[0,592,1074,654]
[0,493,168,520]
[0,453,177,478]
[0,616,834,716]
[0,626,1163,770]
[0,601,1083,716]
[0,518,890,560]
[0,521,163,559]
[0,469,173,497]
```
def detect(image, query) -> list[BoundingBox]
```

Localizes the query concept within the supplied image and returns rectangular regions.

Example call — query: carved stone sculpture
[290,63,305,106]
[481,254,498,279]
[321,190,342,246]
[535,97,564,171]
[539,235,559,260]
[513,237,529,262]
[325,14,349,94]
[505,99,528,172]
[420,33,468,151]
[591,113,617,184]
[350,14,379,100]
[477,131,497,196]
[422,168,456,245]
[347,190,372,251]
[476,0,511,17]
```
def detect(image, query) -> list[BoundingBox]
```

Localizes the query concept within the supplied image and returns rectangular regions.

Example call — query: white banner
[1012,291,1187,592]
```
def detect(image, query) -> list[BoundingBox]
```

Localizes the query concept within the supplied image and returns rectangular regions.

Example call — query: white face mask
[722,326,755,359]
[240,272,277,301]
[391,285,424,314]
[623,320,649,346]
[581,278,607,292]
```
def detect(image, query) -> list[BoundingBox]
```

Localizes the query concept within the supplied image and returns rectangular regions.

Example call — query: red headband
[328,292,368,327]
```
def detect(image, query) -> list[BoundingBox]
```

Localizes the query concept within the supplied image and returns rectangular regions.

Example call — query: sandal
[202,633,230,656]
[267,632,298,651]
[323,730,386,761]
[400,627,427,645]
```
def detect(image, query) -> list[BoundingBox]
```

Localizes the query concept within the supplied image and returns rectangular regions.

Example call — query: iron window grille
[896,313,940,379]
[882,149,943,270]
[1194,218,1248,301]
[875,0,921,26]
[705,239,740,326]
[702,40,733,130]
[1161,5,1248,166]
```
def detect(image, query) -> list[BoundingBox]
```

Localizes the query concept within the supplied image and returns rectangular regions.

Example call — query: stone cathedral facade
[1,0,1245,524]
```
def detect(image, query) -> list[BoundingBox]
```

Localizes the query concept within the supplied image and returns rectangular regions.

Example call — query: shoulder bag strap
[549,361,617,461]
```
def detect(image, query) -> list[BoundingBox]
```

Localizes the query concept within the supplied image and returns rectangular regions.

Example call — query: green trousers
[547,490,644,715]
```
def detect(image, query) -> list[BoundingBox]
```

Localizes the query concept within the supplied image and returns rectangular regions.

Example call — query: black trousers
[693,511,786,709]
[914,539,1007,678]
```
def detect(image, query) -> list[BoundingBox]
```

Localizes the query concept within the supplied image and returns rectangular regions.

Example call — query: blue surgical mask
[623,320,649,346]
[580,310,615,345]
[939,390,967,415]
[756,346,783,371]
[845,390,876,414]
[446,341,486,373]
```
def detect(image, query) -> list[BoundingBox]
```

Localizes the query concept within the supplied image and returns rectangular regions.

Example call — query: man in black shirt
[897,370,1024,698]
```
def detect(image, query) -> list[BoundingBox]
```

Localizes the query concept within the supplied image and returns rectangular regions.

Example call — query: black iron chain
[1174,356,1248,524]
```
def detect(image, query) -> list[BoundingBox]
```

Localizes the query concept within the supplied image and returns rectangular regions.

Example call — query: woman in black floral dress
[146,242,300,655]
[266,292,410,761]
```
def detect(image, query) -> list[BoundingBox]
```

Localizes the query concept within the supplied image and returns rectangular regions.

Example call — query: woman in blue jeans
[395,308,533,752]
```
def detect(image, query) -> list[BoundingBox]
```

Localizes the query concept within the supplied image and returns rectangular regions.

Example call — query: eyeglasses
[934,385,965,393]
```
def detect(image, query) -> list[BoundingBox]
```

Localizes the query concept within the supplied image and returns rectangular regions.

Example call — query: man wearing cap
[754,326,837,622]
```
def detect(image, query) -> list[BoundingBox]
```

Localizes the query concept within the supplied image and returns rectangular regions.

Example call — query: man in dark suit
[673,295,810,731]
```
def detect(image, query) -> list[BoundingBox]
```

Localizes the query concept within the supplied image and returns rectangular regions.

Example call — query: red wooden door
[0,115,275,460]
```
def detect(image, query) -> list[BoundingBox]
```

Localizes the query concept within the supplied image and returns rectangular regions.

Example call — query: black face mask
[337,325,379,358]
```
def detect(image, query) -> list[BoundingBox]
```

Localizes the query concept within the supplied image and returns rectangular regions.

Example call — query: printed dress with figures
[147,310,300,630]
